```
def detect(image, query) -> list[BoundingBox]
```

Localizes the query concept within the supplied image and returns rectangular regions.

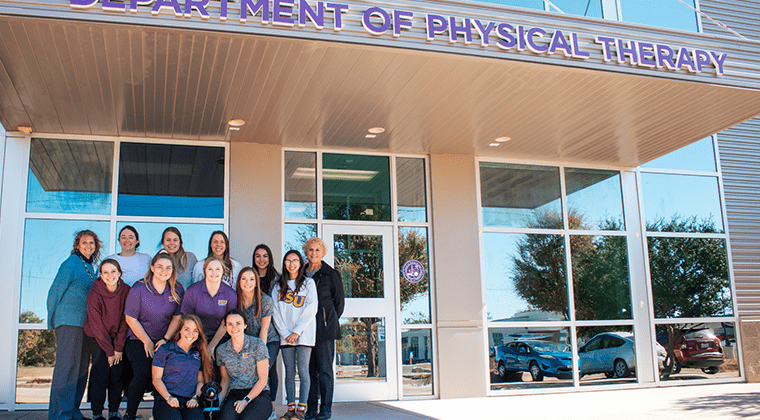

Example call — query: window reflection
[323,154,391,221]
[489,327,573,390]
[334,234,384,298]
[399,227,430,324]
[26,138,113,215]
[396,158,427,223]
[470,0,542,9]
[16,331,58,403]
[642,137,716,172]
[642,174,724,233]
[577,326,639,385]
[484,233,568,321]
[571,236,631,320]
[337,317,386,382]
[480,163,563,229]
[118,143,224,218]
[648,237,732,318]
[549,0,603,18]
[657,322,739,380]
[283,223,317,255]
[619,0,698,32]
[565,168,624,230]
[401,329,433,396]
[284,151,317,219]
[20,219,110,323]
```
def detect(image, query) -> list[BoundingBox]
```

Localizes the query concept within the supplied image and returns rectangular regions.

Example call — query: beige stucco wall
[430,154,488,398]
[229,142,283,265]
[740,320,760,382]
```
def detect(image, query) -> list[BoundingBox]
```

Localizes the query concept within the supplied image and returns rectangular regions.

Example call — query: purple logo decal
[402,260,425,284]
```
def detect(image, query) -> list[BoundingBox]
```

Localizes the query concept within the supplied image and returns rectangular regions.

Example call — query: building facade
[1,0,760,410]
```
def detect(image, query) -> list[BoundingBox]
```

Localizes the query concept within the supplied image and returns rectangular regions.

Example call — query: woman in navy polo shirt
[217,309,272,420]
[123,252,184,420]
[152,314,214,420]
[182,256,238,360]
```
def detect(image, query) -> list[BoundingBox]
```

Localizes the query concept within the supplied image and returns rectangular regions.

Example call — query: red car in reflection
[658,328,724,374]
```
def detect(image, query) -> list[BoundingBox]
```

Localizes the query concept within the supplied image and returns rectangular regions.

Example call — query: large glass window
[26,139,113,214]
[284,151,317,219]
[323,153,391,222]
[565,168,624,231]
[396,158,427,223]
[118,143,224,218]
[642,137,716,172]
[571,235,631,321]
[480,163,563,229]
[619,0,698,32]
[399,227,431,324]
[548,0,602,18]
[641,173,724,233]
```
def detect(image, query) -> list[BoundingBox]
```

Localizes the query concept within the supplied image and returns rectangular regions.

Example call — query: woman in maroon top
[84,258,131,420]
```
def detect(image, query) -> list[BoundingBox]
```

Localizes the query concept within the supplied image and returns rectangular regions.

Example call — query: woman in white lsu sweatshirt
[271,249,317,420]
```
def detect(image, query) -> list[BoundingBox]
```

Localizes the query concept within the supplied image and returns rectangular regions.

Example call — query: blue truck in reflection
[494,340,573,381]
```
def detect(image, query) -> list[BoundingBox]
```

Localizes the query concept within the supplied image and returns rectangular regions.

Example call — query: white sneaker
[268,410,277,420]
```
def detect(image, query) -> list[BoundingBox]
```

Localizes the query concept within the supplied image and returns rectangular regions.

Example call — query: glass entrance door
[322,224,398,401]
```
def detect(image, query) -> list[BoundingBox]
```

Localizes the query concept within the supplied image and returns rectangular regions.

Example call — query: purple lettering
[637,42,656,67]
[326,3,348,31]
[363,7,390,35]
[517,25,526,51]
[595,36,615,61]
[548,30,571,57]
[240,0,270,22]
[692,49,711,72]
[104,0,126,12]
[616,39,638,65]
[70,0,98,8]
[496,23,516,49]
[220,0,228,20]
[131,0,152,12]
[526,27,547,53]
[449,17,473,44]
[426,14,447,41]
[473,20,495,47]
[152,0,181,15]
[184,0,210,18]
[655,44,675,69]
[392,10,413,37]
[570,32,589,59]
[273,0,295,26]
[299,0,324,28]
[709,51,727,75]
[676,47,696,72]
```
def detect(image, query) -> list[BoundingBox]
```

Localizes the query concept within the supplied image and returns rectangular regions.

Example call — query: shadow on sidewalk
[676,393,760,418]
[331,402,438,420]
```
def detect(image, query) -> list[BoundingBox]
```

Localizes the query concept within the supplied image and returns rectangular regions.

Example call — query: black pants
[153,394,205,420]
[307,340,335,418]
[85,336,123,415]
[220,388,272,420]
[124,339,153,417]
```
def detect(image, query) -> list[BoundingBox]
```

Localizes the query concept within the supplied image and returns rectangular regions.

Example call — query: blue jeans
[280,345,311,405]
[49,326,90,420]
[267,341,280,402]
[307,340,335,418]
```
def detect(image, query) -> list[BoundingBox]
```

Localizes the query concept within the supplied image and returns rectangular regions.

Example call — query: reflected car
[657,328,724,374]
[494,341,573,382]
[578,331,666,378]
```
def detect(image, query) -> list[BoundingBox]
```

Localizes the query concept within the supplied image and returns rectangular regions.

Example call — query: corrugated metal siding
[701,1,760,318]
[701,0,760,41]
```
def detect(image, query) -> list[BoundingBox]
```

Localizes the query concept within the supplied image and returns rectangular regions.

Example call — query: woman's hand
[112,351,122,365]
[154,338,168,351]
[143,339,155,358]
[285,333,300,344]
[187,396,199,408]
[209,344,216,361]
[167,396,180,408]
[234,399,249,413]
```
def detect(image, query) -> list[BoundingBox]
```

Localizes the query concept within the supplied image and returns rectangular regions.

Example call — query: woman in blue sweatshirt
[47,229,103,420]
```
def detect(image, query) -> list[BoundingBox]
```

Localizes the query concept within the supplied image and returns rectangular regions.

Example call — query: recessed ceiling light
[227,119,245,127]
[229,127,240,131]
[365,134,376,138]
[495,136,511,142]
[368,127,385,134]
[17,125,32,135]
[489,143,500,147]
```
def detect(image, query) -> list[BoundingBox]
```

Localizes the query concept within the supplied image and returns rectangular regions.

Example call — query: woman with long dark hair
[123,252,184,420]
[84,258,130,420]
[106,225,151,286]
[217,308,272,420]
[47,229,103,420]
[252,244,281,419]
[192,231,242,288]
[271,250,317,420]
[152,314,214,420]
[161,227,198,290]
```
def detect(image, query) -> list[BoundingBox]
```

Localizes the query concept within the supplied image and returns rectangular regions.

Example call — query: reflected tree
[398,229,429,322]
[18,311,56,366]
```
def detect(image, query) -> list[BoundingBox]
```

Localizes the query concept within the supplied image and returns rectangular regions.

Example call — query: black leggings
[153,394,205,420]
[85,336,123,415]
[220,388,272,420]
[124,339,153,417]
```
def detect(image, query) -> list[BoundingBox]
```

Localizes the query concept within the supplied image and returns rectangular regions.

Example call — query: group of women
[47,226,344,420]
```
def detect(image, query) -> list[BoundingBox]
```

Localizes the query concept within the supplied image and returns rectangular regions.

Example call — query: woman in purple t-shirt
[123,252,184,420]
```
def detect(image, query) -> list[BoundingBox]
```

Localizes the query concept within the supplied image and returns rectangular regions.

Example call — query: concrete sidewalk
[3,383,759,419]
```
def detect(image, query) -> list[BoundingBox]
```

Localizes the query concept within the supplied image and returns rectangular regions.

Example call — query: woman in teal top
[47,229,103,420]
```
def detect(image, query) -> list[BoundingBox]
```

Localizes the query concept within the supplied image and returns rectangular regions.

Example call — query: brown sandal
[279,403,297,420]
